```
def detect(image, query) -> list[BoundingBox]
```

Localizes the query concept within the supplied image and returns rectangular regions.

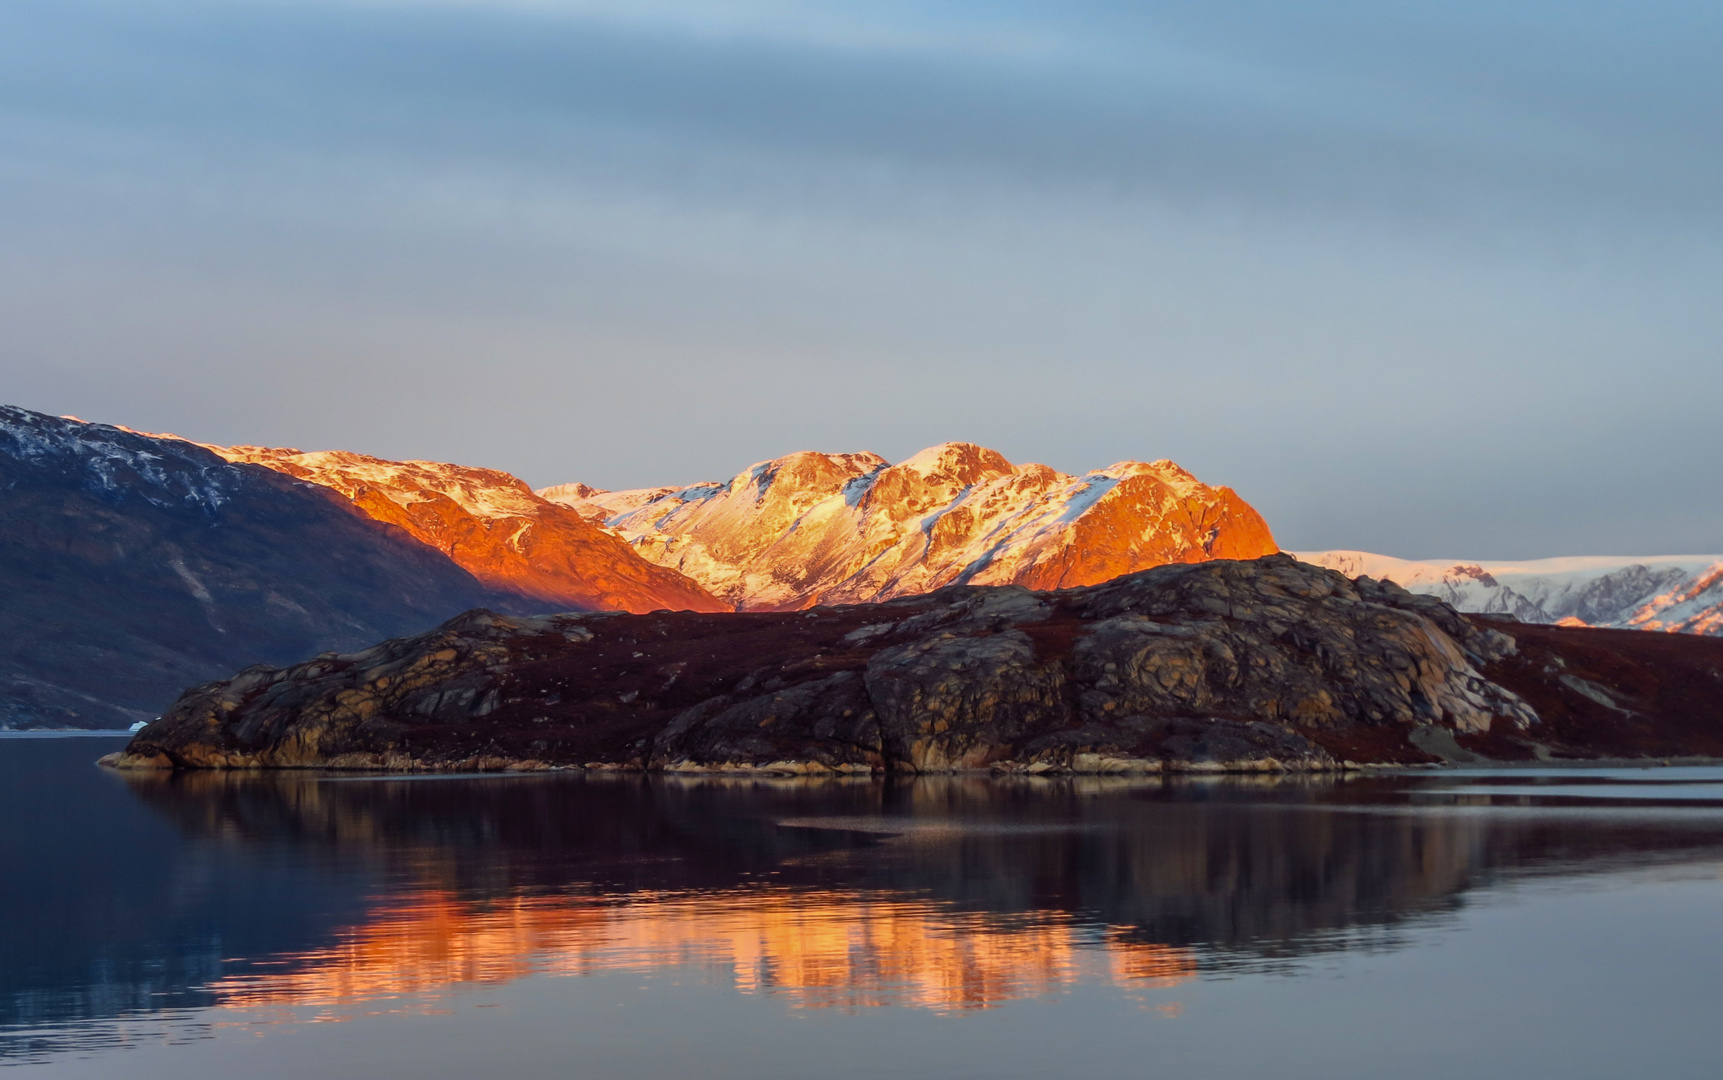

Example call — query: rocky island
[105,555,1723,773]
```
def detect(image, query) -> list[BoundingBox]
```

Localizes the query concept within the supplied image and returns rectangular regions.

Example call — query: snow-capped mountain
[211,446,723,614]
[1295,551,1723,635]
[20,396,1714,735]
[0,407,518,728]
[539,442,1277,610]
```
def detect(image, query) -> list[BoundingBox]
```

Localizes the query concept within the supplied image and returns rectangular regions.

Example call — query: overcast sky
[3,0,1719,557]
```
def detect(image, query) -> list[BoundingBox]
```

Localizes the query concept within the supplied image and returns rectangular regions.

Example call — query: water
[4,736,1722,1078]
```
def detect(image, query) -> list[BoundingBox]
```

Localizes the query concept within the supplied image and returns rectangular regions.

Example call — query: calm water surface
[4,735,1722,1078]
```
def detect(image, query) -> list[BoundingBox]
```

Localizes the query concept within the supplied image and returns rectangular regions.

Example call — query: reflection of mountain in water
[209,888,1194,1016]
[123,772,1723,999]
[10,743,1723,1059]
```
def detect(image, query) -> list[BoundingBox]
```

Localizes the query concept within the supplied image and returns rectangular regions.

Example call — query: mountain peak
[536,481,609,504]
[734,450,887,506]
[859,443,1017,520]
[894,441,1014,480]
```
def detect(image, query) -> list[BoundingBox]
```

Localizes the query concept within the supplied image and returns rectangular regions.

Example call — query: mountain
[0,407,526,730]
[107,554,1723,772]
[1295,551,1723,636]
[539,442,1277,610]
[211,447,723,615]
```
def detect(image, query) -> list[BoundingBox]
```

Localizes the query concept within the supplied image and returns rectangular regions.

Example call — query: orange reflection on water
[209,888,1193,1015]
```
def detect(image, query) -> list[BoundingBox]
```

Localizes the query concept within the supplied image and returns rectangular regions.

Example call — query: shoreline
[94,753,1723,775]
[1,729,136,739]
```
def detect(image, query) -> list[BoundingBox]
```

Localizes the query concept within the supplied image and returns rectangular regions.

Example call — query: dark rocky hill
[0,407,534,729]
[107,554,1723,770]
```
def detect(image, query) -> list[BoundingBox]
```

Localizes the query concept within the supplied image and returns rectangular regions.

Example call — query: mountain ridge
[208,445,723,615]
[1295,551,1723,636]
[540,441,1278,610]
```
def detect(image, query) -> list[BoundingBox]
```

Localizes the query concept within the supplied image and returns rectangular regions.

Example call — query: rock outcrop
[540,442,1277,610]
[212,446,723,615]
[110,554,1722,774]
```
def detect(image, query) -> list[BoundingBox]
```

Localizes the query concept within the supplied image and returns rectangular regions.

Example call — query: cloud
[1,0,1720,557]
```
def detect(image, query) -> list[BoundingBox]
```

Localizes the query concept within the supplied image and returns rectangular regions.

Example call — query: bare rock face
[866,626,1069,771]
[657,672,882,774]
[211,447,723,615]
[1069,561,1536,738]
[109,554,1723,774]
[105,610,596,769]
[541,442,1278,611]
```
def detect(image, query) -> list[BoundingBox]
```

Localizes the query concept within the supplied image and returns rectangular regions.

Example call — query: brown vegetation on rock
[107,554,1723,775]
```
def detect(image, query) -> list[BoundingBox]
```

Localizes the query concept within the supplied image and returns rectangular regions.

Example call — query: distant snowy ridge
[1294,551,1723,636]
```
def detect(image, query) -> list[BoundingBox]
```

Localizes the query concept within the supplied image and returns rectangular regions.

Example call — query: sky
[3,0,1720,558]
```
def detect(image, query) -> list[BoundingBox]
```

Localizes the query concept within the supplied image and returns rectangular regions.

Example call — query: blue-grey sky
[4,0,1720,557]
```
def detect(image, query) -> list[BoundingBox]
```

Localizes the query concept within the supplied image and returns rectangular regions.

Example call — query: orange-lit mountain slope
[212,447,723,614]
[540,442,1276,610]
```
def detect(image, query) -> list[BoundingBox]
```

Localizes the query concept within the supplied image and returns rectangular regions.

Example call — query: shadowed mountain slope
[0,408,528,729]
